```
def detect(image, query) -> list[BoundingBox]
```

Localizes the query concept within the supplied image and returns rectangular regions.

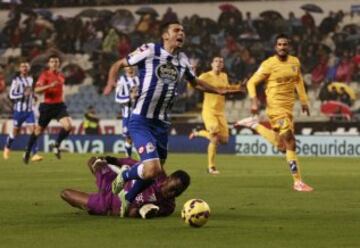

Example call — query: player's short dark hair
[160,20,181,35]
[212,55,223,61]
[48,54,61,62]
[18,58,29,65]
[171,170,190,196]
[274,33,290,44]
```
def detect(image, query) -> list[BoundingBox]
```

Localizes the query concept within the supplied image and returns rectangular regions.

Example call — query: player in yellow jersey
[235,34,313,192]
[190,56,242,174]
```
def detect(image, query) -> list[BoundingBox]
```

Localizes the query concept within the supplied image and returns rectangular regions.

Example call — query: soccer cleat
[293,181,314,192]
[23,152,31,164]
[234,116,259,129]
[3,147,10,160]
[112,165,130,194]
[31,154,43,162]
[208,167,220,175]
[188,130,197,140]
[50,144,61,159]
[118,189,129,218]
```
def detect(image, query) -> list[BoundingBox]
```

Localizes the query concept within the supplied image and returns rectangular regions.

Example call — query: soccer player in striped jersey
[23,55,73,164]
[115,66,139,158]
[104,21,243,217]
[235,34,313,192]
[3,61,43,162]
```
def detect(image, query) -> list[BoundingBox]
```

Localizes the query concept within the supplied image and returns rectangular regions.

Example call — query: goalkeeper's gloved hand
[139,204,160,219]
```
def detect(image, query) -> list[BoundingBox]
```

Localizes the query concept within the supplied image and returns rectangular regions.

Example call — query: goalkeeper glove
[139,204,160,219]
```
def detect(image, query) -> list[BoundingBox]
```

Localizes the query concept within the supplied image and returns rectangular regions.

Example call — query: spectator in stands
[335,50,354,83]
[328,85,339,101]
[287,12,302,35]
[0,71,5,93]
[352,46,360,81]
[0,4,358,120]
[301,45,318,73]
[2,43,21,59]
[102,28,119,54]
[301,11,316,31]
[319,11,337,34]
[325,55,339,82]
[162,7,178,23]
[136,14,155,34]
[83,105,100,135]
[243,12,255,33]
[318,81,332,102]
[338,87,352,106]
[117,34,131,59]
[311,54,329,89]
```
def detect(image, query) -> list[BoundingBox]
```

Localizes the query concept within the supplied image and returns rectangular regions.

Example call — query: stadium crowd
[0,2,359,119]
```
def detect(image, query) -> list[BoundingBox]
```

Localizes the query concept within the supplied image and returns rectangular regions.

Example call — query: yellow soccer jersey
[199,71,229,114]
[247,55,308,116]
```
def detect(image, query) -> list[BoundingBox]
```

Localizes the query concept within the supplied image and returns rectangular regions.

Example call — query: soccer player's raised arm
[104,58,128,96]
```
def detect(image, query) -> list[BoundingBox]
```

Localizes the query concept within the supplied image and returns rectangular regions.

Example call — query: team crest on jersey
[277,119,285,127]
[138,146,145,154]
[155,62,179,84]
[146,142,155,154]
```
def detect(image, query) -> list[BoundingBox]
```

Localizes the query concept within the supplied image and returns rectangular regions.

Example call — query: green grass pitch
[0,152,360,248]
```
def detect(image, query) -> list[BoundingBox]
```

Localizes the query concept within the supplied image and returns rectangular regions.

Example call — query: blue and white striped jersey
[126,43,196,121]
[115,74,140,118]
[9,75,35,112]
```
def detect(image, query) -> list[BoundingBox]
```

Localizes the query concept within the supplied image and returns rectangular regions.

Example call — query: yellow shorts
[202,112,229,138]
[268,113,294,135]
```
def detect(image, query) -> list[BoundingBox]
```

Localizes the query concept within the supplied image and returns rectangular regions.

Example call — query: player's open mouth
[176,38,184,43]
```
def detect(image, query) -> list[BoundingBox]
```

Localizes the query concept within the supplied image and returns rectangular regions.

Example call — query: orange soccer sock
[286,150,302,182]
[207,142,217,169]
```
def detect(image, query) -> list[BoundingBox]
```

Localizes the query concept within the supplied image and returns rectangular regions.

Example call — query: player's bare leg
[189,129,210,140]
[234,116,285,153]
[52,117,73,159]
[27,125,43,162]
[23,125,45,164]
[207,133,220,175]
[281,130,313,192]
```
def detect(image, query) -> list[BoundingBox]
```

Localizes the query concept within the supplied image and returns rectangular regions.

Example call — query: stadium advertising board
[235,135,360,157]
[0,134,359,157]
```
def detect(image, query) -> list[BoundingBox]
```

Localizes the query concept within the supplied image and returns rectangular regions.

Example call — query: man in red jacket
[23,54,72,164]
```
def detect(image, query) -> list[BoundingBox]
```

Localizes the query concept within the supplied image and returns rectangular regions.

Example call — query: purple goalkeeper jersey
[87,158,175,217]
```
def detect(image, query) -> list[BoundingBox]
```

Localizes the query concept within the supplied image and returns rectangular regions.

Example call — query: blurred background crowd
[0,1,359,122]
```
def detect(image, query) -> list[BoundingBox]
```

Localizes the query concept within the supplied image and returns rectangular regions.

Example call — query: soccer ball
[181,199,210,227]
